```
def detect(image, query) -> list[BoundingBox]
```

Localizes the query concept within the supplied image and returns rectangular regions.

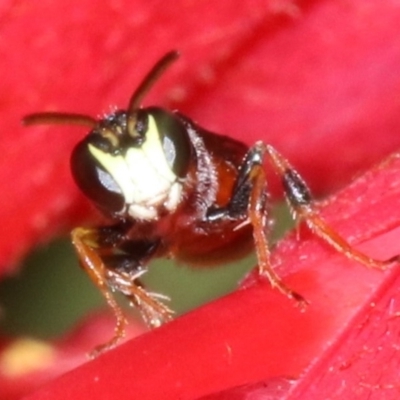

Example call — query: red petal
[20,152,400,398]
[2,0,400,272]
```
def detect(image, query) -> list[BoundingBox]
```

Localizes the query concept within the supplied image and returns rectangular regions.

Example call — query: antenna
[22,50,180,129]
[22,112,97,128]
[128,50,180,113]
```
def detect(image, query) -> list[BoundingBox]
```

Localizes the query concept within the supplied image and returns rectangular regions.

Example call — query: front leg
[206,143,305,303]
[71,226,173,357]
[264,143,397,269]
[206,141,396,306]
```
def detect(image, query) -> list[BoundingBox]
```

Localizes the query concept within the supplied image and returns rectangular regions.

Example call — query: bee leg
[206,142,306,304]
[241,145,307,304]
[71,227,127,357]
[264,143,397,269]
[104,251,174,330]
[71,227,173,358]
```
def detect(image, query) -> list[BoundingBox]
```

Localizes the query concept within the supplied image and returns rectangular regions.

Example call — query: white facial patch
[88,115,182,220]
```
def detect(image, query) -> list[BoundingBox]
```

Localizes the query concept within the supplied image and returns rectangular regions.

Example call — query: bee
[23,51,392,357]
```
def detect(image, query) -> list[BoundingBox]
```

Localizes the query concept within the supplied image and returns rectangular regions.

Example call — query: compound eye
[71,138,125,214]
[149,108,192,178]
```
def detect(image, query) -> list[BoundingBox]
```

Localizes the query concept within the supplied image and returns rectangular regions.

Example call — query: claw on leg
[71,227,173,357]
[242,141,397,310]
[72,228,128,357]
[247,159,307,306]
[265,143,394,270]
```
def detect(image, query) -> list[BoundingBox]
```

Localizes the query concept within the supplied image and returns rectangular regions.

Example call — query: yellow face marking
[136,115,177,182]
[88,115,182,220]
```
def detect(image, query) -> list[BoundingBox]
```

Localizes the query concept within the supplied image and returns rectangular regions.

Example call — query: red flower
[1,0,400,399]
